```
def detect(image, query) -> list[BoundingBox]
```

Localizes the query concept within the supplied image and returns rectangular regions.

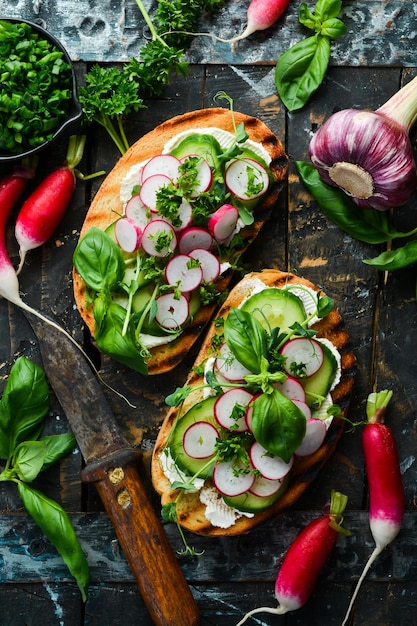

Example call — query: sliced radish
[155,292,189,329]
[189,248,221,283]
[114,217,142,253]
[250,442,293,480]
[156,198,193,232]
[124,194,151,230]
[141,220,177,257]
[181,155,213,197]
[141,154,181,183]
[214,388,254,432]
[178,226,213,254]
[208,204,239,243]
[165,254,203,292]
[274,376,306,402]
[295,418,327,457]
[213,460,255,497]
[183,421,219,459]
[140,173,171,211]
[214,342,254,383]
[293,399,312,420]
[245,395,261,433]
[225,157,270,201]
[280,337,324,378]
[249,474,283,498]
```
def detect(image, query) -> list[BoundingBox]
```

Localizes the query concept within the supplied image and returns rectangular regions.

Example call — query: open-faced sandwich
[72,108,288,375]
[151,269,356,536]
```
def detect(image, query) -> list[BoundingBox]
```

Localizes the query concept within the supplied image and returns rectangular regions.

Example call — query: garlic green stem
[377,75,417,133]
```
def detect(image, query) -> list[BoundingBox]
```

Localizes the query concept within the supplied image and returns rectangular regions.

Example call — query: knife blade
[23,310,200,626]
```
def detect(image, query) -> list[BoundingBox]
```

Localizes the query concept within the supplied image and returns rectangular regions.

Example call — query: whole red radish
[236,490,350,625]
[14,135,86,274]
[0,162,36,304]
[341,390,404,626]
[225,0,290,43]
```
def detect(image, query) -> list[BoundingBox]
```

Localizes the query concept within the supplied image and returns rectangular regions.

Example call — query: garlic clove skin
[309,108,417,211]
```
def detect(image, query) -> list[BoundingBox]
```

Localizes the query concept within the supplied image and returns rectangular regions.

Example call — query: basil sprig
[73,227,149,375]
[0,356,90,600]
[275,0,347,111]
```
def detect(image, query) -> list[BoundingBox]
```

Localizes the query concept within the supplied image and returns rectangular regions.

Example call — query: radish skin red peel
[309,76,417,210]
[235,490,350,625]
[340,390,404,626]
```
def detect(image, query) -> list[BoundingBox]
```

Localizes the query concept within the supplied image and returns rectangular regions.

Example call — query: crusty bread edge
[72,108,288,374]
[151,269,356,536]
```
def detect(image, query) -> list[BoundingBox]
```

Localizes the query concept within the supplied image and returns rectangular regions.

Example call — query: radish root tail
[340,546,382,626]
[235,604,287,626]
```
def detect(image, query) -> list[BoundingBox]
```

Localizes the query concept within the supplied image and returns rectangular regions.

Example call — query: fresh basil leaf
[315,0,343,21]
[320,17,347,39]
[224,307,268,374]
[0,356,49,459]
[39,433,77,471]
[275,35,331,112]
[251,390,306,463]
[295,161,407,244]
[73,227,125,292]
[364,240,417,271]
[94,301,149,375]
[18,482,90,601]
[13,441,47,482]
[298,2,317,29]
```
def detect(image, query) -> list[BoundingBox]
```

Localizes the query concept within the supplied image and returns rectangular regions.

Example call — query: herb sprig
[0,356,90,600]
[79,0,225,154]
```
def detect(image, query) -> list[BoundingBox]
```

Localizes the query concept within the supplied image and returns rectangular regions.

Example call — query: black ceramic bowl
[0,18,83,163]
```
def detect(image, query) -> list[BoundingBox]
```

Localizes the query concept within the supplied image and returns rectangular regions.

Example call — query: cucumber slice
[170,396,218,478]
[223,475,288,513]
[240,288,307,333]
[301,342,338,407]
[169,133,222,171]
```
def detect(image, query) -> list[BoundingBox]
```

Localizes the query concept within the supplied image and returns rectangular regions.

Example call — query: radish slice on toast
[183,422,219,459]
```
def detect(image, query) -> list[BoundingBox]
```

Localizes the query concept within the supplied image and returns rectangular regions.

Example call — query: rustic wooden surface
[1,1,417,625]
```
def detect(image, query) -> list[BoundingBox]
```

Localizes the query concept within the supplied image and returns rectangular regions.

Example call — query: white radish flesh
[189,248,220,283]
[250,442,293,480]
[139,173,171,211]
[292,399,312,420]
[213,460,255,497]
[141,220,177,257]
[124,195,151,230]
[141,154,181,182]
[214,388,254,431]
[114,218,142,253]
[183,422,219,459]
[214,343,254,383]
[155,292,189,329]
[295,419,327,457]
[281,337,324,378]
[249,474,283,498]
[178,226,213,254]
[225,158,269,201]
[274,376,306,402]
[208,204,239,242]
[165,254,203,292]
[182,156,213,197]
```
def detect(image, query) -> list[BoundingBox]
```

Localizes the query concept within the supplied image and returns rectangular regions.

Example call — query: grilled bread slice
[73,108,288,374]
[151,269,356,536]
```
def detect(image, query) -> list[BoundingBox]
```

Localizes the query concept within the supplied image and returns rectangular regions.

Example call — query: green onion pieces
[0,20,73,154]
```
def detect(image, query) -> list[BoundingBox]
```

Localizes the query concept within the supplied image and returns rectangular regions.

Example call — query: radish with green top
[236,490,350,624]
[340,390,404,626]
[14,135,86,275]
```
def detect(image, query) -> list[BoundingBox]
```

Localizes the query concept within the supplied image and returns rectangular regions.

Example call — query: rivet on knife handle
[82,448,200,626]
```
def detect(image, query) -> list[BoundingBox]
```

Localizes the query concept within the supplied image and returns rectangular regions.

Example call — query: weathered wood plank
[3,0,417,66]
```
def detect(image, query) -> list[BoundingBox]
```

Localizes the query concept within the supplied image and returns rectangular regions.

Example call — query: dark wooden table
[1,1,417,624]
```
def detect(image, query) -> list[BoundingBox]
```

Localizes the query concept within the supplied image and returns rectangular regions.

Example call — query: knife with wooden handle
[23,310,200,626]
